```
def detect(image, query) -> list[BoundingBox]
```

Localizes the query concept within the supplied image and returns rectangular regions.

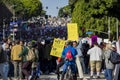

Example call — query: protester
[114,35,120,80]
[55,41,68,80]
[0,43,9,80]
[19,42,33,80]
[81,40,90,74]
[61,41,77,80]
[11,40,23,80]
[104,43,114,80]
[87,42,103,78]
[30,42,40,80]
[72,38,84,79]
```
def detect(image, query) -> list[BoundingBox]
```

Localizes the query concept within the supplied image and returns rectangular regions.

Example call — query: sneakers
[28,76,32,80]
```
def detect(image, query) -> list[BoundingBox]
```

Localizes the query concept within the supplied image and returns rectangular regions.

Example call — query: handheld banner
[50,38,66,57]
[67,23,79,41]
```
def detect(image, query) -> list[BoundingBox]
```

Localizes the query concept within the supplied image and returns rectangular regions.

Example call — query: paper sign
[50,38,66,57]
[67,23,79,41]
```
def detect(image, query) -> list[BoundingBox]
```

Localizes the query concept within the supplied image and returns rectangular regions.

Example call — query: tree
[58,5,71,17]
[3,0,43,19]
[69,0,78,13]
[21,0,42,18]
[58,0,78,18]
[72,0,120,39]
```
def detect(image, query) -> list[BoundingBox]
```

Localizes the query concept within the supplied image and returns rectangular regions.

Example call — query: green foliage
[3,0,43,19]
[58,0,78,18]
[21,0,42,18]
[72,0,120,39]
[58,5,71,17]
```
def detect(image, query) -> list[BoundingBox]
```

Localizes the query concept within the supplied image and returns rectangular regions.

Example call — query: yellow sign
[67,23,79,41]
[50,38,66,57]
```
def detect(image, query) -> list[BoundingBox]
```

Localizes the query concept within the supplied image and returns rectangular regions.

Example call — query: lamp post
[116,18,119,40]
[3,19,5,39]
[11,4,16,41]
[108,17,110,40]
[13,10,15,41]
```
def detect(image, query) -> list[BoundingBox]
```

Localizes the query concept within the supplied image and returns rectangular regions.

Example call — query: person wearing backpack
[30,42,40,80]
[61,41,77,80]
[19,42,33,80]
[104,43,114,80]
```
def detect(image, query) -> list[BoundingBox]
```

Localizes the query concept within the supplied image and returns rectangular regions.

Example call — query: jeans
[13,61,22,79]
[61,61,77,80]
[0,62,9,80]
[22,61,32,79]
[104,69,113,80]
[62,61,77,74]
[114,63,120,80]
[80,57,86,73]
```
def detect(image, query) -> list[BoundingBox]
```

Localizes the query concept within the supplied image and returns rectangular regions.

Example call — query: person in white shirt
[87,42,103,79]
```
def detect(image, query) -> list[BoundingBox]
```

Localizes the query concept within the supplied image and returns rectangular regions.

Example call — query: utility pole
[12,4,16,41]
[3,19,5,39]
[108,17,110,40]
[116,18,119,40]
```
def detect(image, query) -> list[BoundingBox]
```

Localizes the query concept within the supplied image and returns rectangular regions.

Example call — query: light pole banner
[50,38,66,57]
[67,23,79,41]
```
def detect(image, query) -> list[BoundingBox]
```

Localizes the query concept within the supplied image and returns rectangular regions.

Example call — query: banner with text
[50,38,66,57]
[67,23,79,41]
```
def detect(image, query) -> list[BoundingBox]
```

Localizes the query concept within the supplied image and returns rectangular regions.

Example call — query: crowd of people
[57,36,120,80]
[0,35,119,80]
[10,16,69,41]
[0,16,120,80]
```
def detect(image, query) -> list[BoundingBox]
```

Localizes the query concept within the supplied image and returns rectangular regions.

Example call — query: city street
[40,74,106,80]
[0,73,106,80]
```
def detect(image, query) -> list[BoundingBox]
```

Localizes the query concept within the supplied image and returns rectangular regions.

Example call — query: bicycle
[60,64,76,80]
[64,65,73,80]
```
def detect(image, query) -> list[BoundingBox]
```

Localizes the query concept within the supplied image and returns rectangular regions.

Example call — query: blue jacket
[62,46,77,64]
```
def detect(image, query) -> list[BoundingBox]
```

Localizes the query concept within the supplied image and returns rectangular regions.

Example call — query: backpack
[26,47,35,61]
[108,51,120,64]
[65,50,73,61]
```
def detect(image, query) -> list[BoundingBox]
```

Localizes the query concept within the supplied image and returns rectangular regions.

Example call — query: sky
[41,0,68,17]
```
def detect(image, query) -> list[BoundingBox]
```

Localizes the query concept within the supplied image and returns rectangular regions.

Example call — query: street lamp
[108,17,110,40]
[3,18,6,39]
[10,4,17,41]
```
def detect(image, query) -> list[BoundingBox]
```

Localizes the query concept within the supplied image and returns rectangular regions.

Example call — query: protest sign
[67,23,79,41]
[50,38,66,57]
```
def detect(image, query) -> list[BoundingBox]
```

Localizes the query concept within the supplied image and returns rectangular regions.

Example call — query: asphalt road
[40,74,106,80]
[0,73,105,80]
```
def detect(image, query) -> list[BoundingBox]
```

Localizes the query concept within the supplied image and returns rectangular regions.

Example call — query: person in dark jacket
[0,44,9,80]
